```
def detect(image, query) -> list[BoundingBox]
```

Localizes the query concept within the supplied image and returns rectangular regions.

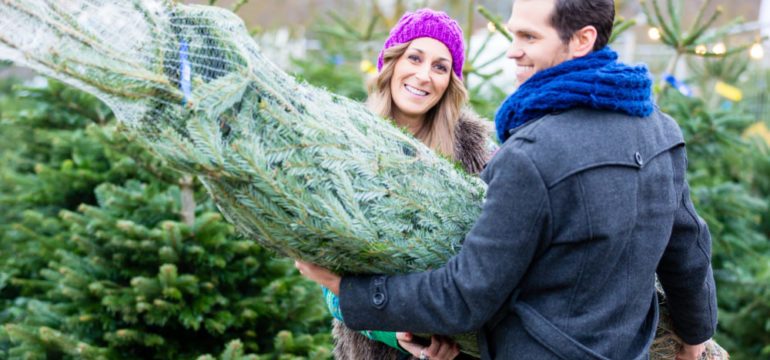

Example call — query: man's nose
[507,42,523,59]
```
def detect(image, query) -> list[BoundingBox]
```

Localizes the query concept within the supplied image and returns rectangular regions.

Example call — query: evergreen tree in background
[0,82,119,357]
[0,80,332,359]
[657,88,770,359]
[620,1,770,357]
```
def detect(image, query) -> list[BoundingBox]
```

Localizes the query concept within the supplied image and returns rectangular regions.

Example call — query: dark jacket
[339,108,718,359]
[332,109,495,360]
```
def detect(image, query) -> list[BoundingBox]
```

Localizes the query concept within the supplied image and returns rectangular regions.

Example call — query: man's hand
[396,332,459,360]
[294,260,341,295]
[676,342,706,360]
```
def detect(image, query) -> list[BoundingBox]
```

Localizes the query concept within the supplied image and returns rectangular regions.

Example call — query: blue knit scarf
[494,47,653,142]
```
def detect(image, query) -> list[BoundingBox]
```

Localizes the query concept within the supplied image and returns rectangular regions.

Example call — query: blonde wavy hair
[366,41,468,158]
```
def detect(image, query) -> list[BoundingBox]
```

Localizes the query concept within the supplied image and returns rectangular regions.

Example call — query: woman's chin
[393,102,429,117]
[407,109,430,118]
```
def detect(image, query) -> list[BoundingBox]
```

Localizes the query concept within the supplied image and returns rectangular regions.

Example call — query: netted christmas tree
[0,1,489,354]
[0,0,486,276]
[0,81,333,359]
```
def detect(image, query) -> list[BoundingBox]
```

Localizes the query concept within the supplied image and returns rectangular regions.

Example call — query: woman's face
[390,37,453,118]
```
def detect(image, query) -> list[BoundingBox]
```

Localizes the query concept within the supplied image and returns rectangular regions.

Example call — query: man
[297,0,717,359]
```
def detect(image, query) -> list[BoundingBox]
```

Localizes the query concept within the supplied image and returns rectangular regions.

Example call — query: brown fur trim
[652,288,729,360]
[453,109,495,174]
[332,319,408,360]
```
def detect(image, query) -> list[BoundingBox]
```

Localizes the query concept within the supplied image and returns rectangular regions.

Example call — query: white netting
[1,1,261,126]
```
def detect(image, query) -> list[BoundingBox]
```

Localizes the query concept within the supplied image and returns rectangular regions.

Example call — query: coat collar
[454,109,496,174]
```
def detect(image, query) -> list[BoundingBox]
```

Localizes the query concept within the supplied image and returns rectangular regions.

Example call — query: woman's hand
[294,260,341,295]
[396,332,459,360]
[676,342,706,360]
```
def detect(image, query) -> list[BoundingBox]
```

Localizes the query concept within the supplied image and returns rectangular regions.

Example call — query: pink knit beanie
[377,9,465,79]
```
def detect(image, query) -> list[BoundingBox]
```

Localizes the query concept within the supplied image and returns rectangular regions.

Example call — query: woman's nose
[414,63,431,81]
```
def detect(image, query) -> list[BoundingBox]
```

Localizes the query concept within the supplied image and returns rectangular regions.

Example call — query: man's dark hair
[550,0,615,51]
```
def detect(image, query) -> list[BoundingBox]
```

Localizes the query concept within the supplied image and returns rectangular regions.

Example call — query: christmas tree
[0,0,486,275]
[0,80,332,359]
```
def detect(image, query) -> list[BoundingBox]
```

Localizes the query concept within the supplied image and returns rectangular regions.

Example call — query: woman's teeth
[405,84,428,96]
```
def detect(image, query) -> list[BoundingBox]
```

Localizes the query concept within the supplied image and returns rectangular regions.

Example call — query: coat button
[634,152,644,166]
[373,293,385,306]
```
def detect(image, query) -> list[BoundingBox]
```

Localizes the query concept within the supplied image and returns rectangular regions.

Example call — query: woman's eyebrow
[410,47,450,63]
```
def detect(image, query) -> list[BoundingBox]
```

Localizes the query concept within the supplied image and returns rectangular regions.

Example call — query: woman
[321,8,494,360]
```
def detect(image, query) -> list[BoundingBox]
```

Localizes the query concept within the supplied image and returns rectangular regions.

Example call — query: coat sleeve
[656,178,718,345]
[339,145,550,334]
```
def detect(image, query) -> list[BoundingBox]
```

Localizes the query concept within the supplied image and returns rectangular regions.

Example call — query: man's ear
[570,25,598,57]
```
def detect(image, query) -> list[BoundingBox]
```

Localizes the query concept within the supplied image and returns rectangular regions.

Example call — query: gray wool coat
[339,108,718,360]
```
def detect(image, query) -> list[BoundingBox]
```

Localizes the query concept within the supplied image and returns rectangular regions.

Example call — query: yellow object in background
[359,59,377,75]
[743,121,770,146]
[715,81,743,102]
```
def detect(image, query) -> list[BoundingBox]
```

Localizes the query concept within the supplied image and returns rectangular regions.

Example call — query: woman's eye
[408,54,420,62]
[434,64,449,73]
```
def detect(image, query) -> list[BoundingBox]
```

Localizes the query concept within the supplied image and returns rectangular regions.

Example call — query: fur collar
[332,320,404,360]
[453,108,495,175]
